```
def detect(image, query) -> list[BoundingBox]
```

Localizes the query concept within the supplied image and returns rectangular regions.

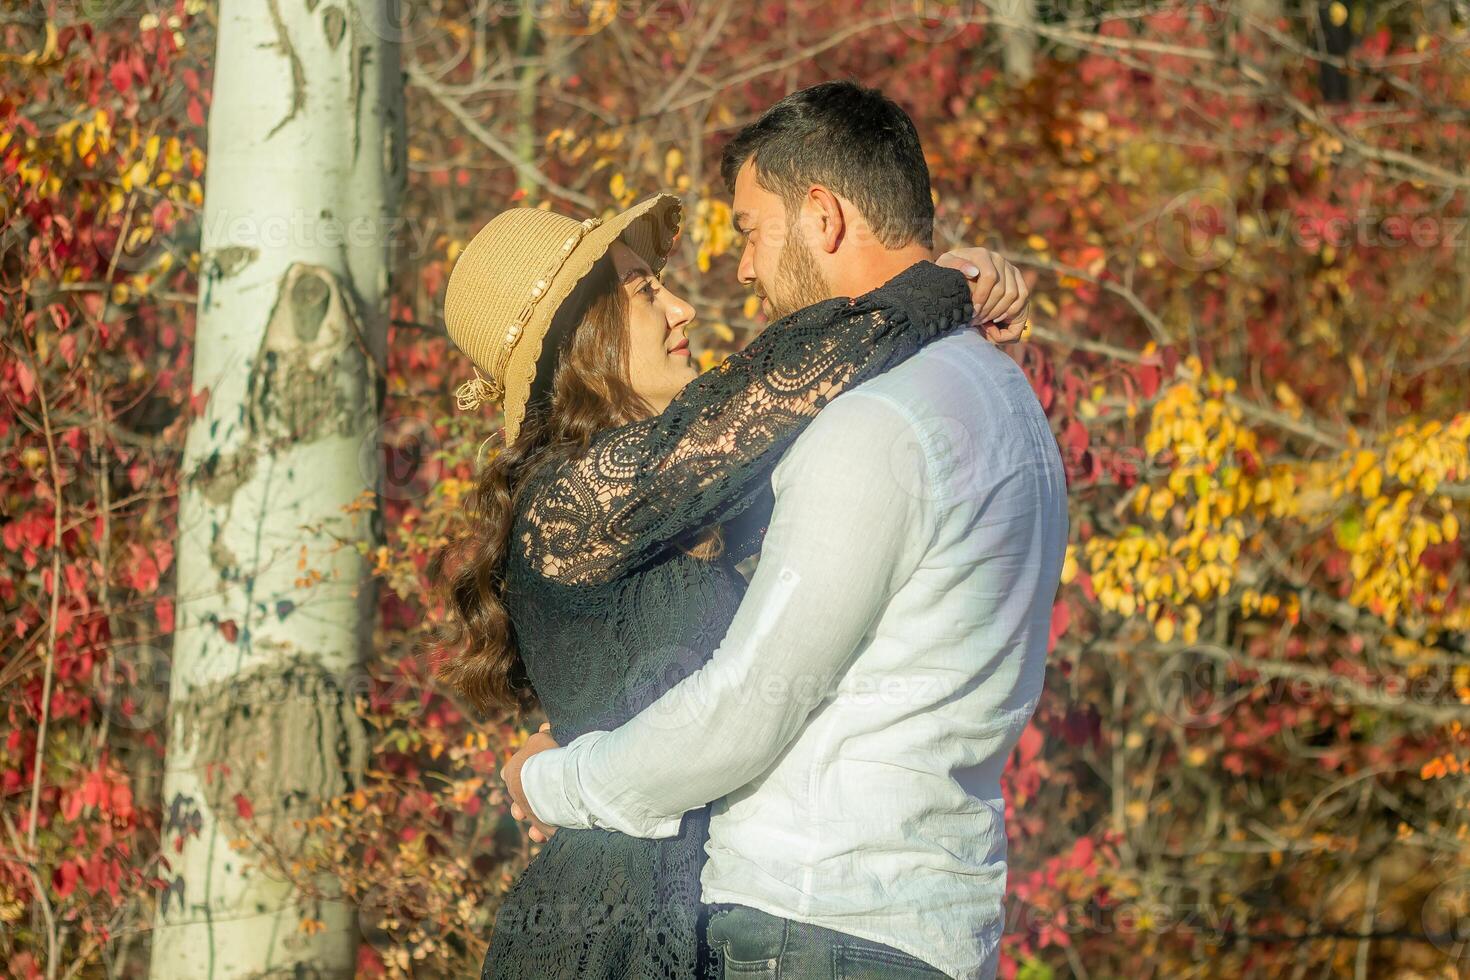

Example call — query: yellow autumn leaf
[1362,466,1382,500]
[1060,547,1079,584]
[1275,381,1302,416]
[121,159,149,192]
[1154,615,1176,643]
[1348,354,1367,398]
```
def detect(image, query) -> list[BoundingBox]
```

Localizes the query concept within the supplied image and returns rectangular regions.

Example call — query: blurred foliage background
[2,0,1469,976]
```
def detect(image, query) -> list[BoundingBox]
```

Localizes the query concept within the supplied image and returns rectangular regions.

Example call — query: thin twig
[407,63,596,209]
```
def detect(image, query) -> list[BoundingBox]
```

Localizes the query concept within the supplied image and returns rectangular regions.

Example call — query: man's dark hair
[719,79,935,250]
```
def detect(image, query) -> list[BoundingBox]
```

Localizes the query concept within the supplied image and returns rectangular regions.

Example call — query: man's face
[732,159,832,320]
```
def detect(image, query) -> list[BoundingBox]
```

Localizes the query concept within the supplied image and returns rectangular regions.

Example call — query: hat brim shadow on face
[523,251,616,421]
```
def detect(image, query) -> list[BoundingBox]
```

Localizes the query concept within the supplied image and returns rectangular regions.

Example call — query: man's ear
[805,185,845,254]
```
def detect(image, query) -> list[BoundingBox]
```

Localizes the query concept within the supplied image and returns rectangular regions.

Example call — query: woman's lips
[668,338,690,356]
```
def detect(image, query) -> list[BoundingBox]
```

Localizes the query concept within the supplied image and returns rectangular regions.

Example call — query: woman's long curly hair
[427,251,718,721]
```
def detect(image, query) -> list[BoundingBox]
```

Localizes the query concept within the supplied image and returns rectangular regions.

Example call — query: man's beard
[763,234,831,319]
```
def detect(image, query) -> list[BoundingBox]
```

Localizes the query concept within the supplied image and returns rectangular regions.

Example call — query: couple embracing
[430,79,1068,980]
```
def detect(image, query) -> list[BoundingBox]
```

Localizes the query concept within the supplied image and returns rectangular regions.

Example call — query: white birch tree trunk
[996,0,1036,84]
[150,0,404,975]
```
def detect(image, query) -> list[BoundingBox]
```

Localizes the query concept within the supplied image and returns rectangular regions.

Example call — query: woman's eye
[640,280,658,299]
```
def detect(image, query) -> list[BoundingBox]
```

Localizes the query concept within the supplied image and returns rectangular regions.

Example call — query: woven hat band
[484,216,604,383]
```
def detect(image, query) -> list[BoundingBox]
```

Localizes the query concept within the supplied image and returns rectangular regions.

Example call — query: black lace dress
[480,260,974,980]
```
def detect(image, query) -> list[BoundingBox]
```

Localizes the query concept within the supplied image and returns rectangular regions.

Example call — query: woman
[429,193,1022,979]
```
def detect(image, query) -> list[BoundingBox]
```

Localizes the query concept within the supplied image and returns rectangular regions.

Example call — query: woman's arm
[517,258,973,586]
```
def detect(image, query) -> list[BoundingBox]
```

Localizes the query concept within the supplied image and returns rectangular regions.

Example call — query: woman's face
[609,240,698,415]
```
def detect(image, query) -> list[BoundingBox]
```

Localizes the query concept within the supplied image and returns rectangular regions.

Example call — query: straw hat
[444,193,684,444]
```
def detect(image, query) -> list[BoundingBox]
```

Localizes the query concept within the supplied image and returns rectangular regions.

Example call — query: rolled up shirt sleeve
[519,391,931,838]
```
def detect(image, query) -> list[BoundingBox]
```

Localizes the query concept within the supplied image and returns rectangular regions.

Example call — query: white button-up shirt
[522,330,1069,980]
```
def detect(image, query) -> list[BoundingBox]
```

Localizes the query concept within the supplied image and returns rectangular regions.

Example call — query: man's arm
[517,391,931,839]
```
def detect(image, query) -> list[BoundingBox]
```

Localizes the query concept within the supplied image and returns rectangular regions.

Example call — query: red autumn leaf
[126,542,160,593]
[48,303,72,332]
[1047,598,1071,654]
[7,952,42,980]
[1063,418,1089,464]
[14,359,35,400]
[154,539,175,575]
[109,59,132,94]
[233,793,254,820]
[155,596,175,634]
[1035,378,1054,412]
[111,781,135,822]
[189,385,211,416]
[187,96,205,127]
[1015,722,1044,766]
[1073,836,1098,871]
[53,861,80,899]
[1159,344,1180,376]
[1136,362,1161,399]
[1360,26,1391,60]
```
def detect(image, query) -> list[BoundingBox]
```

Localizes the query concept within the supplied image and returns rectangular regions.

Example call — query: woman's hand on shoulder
[935,247,1030,345]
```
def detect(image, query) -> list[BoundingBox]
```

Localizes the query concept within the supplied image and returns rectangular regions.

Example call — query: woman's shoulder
[507,456,632,591]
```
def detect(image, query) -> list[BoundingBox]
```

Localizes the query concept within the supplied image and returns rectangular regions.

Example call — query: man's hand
[936,247,1030,344]
[501,721,561,843]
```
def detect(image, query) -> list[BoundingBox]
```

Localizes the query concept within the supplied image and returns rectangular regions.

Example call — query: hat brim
[501,192,684,443]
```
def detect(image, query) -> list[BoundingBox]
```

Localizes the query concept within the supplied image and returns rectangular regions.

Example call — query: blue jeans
[706,903,950,979]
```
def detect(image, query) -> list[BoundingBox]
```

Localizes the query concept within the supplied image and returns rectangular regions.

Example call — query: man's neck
[829,244,936,299]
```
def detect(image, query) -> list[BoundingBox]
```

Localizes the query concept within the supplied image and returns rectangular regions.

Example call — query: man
[502,80,1068,980]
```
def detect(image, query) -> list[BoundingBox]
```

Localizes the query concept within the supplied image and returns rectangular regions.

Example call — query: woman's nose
[666,293,695,332]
